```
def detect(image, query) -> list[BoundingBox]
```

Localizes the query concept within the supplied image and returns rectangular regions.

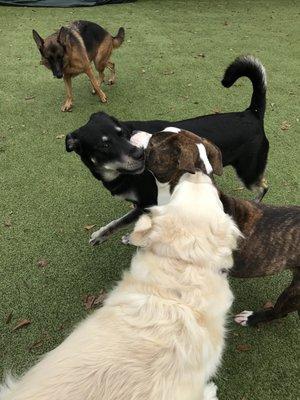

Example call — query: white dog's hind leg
[204,382,218,400]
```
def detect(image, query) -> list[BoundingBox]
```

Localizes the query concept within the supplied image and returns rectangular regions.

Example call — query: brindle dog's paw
[89,229,108,246]
[234,310,253,326]
[204,382,218,400]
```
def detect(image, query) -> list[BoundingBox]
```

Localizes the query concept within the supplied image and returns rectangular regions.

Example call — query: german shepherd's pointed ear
[202,139,223,176]
[32,30,44,53]
[57,26,69,47]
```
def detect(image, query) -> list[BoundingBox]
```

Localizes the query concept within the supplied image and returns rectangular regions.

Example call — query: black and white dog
[65,55,269,245]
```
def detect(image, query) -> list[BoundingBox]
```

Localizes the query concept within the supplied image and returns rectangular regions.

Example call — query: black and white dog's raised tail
[66,55,269,245]
[222,54,267,119]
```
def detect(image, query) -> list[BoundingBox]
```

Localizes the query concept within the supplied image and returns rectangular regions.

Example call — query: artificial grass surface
[0,0,299,398]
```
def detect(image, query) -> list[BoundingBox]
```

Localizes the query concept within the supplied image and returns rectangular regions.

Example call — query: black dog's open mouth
[118,164,145,175]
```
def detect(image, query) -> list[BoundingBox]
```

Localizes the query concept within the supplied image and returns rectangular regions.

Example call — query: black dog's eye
[116,128,123,137]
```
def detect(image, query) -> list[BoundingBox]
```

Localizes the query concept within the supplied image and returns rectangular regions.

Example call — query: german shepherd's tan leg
[106,61,116,85]
[85,67,107,103]
[61,75,73,112]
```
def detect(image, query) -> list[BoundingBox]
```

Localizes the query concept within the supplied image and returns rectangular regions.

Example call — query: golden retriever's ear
[201,139,223,176]
[129,214,152,247]
[178,144,196,174]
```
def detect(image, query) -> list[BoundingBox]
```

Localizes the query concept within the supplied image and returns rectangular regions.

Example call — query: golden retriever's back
[0,171,240,400]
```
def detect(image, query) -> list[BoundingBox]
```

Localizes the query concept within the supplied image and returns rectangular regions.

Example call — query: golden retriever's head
[129,203,241,270]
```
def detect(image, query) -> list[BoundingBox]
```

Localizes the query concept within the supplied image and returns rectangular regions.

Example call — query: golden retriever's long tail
[113,27,125,48]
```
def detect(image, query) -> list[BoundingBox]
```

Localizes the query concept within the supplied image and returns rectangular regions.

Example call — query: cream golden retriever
[0,168,240,400]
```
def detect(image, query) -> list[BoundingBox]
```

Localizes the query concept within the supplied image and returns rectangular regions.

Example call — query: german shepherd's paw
[204,382,218,400]
[61,100,73,112]
[89,228,109,246]
[234,310,253,326]
[100,93,108,103]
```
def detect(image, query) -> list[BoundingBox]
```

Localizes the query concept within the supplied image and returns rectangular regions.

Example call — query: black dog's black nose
[131,147,144,161]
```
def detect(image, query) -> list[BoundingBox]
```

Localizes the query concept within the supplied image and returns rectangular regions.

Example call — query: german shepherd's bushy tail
[222,55,267,120]
[113,27,125,48]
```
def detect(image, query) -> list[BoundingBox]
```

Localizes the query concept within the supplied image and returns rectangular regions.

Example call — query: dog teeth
[234,310,253,326]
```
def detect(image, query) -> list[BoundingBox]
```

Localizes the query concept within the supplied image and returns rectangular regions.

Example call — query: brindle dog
[143,129,300,326]
[33,20,125,111]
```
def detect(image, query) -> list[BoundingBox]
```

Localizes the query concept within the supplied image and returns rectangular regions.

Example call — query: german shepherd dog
[33,21,125,111]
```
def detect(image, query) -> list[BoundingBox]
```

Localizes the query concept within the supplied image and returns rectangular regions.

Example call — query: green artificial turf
[0,1,299,398]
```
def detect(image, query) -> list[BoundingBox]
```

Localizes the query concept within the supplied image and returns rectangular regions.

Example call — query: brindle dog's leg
[106,61,116,85]
[85,67,107,103]
[235,269,300,326]
[61,75,73,112]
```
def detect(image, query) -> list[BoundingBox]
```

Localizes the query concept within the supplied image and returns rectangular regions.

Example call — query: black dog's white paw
[121,234,131,245]
[234,310,253,326]
[89,229,108,246]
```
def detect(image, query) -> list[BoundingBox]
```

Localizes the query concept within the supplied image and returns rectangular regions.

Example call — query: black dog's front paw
[89,228,109,246]
[121,234,131,245]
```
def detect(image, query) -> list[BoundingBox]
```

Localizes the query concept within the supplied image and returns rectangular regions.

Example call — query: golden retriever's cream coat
[0,172,240,400]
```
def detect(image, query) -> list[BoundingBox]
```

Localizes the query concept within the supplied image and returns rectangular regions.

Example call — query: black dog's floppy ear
[65,133,80,153]
[32,29,44,53]
[57,26,69,46]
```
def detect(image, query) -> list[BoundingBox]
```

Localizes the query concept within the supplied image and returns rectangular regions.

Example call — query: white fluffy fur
[197,143,213,174]
[130,130,152,149]
[0,172,240,400]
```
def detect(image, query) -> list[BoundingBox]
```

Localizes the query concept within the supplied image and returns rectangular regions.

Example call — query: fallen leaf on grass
[263,301,274,309]
[236,344,251,352]
[212,107,221,114]
[84,224,96,231]
[56,134,65,139]
[163,70,175,76]
[281,121,291,131]
[83,294,96,311]
[25,95,35,101]
[224,21,229,26]
[83,290,107,311]
[5,311,13,324]
[234,186,245,191]
[12,319,31,331]
[37,258,48,268]
[4,218,12,227]
[28,339,44,352]
[93,290,107,306]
